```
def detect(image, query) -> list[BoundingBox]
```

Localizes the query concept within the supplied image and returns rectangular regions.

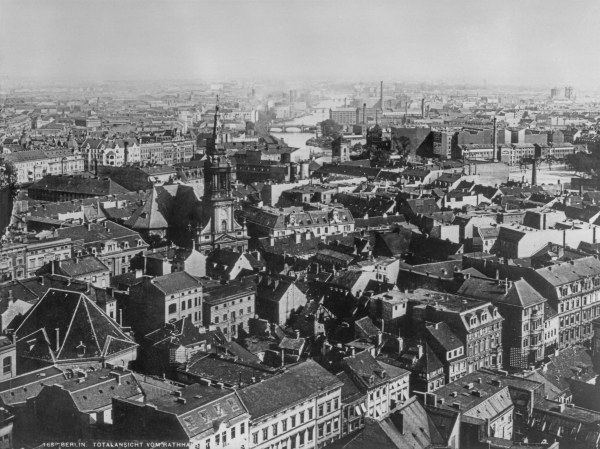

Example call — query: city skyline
[2,0,600,88]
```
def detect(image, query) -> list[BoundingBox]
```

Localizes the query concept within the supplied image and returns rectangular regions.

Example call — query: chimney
[492,117,497,162]
[269,236,275,247]
[380,81,383,111]
[280,348,285,367]
[110,371,122,385]
[7,290,13,304]
[417,344,424,359]
[295,329,300,339]
[363,103,367,126]
[425,393,437,406]
[421,98,425,119]
[532,158,537,186]
[390,412,404,435]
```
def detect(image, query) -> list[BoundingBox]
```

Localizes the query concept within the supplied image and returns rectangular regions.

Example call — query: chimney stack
[492,117,498,162]
[380,81,383,111]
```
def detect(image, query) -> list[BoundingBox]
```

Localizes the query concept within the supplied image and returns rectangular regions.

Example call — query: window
[240,423,245,434]
[262,428,268,441]
[168,304,177,314]
[231,427,235,439]
[182,301,186,311]
[2,357,11,375]
[300,411,305,424]
[327,401,331,413]
[282,419,287,432]
[252,433,258,445]
[215,434,220,445]
[334,398,339,410]
[222,432,226,444]
[291,415,296,427]
[205,439,210,449]
[247,306,252,313]
[318,424,324,438]
[308,407,313,420]
[307,427,313,441]
[318,404,323,417]
[272,423,278,436]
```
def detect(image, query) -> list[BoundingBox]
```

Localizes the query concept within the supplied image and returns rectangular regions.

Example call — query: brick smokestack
[493,117,498,162]
[380,81,383,110]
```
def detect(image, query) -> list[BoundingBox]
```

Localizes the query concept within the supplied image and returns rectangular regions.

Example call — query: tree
[319,119,343,139]
[566,153,593,175]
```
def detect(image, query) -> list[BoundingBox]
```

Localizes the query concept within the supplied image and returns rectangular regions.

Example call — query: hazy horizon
[2,0,600,89]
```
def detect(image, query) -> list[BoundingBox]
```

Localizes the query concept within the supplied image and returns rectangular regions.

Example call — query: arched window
[221,219,228,232]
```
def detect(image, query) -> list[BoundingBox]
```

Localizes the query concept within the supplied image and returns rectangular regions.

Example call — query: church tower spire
[197,96,248,254]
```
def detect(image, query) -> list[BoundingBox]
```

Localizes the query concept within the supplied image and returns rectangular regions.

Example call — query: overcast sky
[1,0,599,87]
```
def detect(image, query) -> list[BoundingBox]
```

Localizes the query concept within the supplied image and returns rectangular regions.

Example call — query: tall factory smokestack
[380,81,383,110]
[532,158,537,186]
[289,90,292,118]
[421,98,425,119]
[492,117,498,162]
[363,103,367,126]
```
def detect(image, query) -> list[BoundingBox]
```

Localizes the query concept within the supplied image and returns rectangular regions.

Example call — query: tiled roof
[29,175,130,196]
[56,221,145,245]
[181,352,278,386]
[237,360,342,420]
[149,272,202,295]
[433,371,513,419]
[336,371,365,403]
[0,366,64,407]
[139,383,248,439]
[15,288,137,363]
[533,256,600,286]
[426,322,463,352]
[457,277,545,308]
[51,255,109,277]
[343,351,402,391]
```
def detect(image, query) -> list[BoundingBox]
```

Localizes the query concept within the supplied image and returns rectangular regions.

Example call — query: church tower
[197,97,248,254]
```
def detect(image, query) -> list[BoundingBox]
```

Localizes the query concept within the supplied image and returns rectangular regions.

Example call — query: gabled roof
[29,175,130,196]
[425,322,463,352]
[457,277,546,308]
[343,351,407,391]
[533,256,600,287]
[148,271,201,295]
[15,288,137,363]
[48,255,109,277]
[237,360,342,420]
[144,316,217,349]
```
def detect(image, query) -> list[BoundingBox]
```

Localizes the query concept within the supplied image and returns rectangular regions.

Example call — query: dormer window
[76,341,86,358]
